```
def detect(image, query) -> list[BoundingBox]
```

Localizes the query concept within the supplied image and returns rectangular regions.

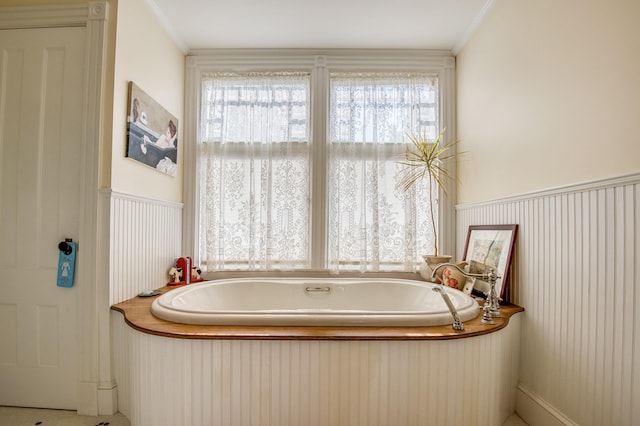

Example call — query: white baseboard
[516,384,577,426]
[98,384,118,415]
[75,382,118,416]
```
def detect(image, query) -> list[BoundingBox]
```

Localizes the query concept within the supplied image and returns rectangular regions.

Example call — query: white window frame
[183,50,457,270]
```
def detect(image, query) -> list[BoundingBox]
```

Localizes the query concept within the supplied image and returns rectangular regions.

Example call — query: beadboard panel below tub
[112,311,522,426]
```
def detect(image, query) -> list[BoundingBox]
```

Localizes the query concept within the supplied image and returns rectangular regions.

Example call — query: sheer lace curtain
[328,73,439,272]
[199,73,311,271]
[198,71,439,272]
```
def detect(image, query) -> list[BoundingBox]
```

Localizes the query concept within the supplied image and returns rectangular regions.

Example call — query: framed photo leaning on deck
[462,224,518,300]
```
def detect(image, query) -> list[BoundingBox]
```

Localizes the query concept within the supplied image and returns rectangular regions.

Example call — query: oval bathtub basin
[151,277,480,326]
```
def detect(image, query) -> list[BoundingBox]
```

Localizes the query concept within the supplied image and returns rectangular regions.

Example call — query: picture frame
[126,81,179,176]
[462,224,518,300]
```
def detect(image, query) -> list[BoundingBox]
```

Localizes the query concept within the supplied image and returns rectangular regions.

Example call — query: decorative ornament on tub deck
[191,266,202,280]
[167,257,203,286]
[168,266,183,284]
[397,128,463,275]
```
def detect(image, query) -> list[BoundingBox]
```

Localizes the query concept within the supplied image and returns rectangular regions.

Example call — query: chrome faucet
[432,286,465,331]
[430,262,502,324]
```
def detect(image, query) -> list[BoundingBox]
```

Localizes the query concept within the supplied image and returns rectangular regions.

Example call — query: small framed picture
[462,225,518,299]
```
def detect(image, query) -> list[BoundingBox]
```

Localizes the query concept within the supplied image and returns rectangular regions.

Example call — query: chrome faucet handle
[484,267,502,317]
[480,303,494,324]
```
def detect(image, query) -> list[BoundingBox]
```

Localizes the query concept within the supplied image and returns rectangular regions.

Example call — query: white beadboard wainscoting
[106,190,183,305]
[456,173,640,426]
[111,312,522,426]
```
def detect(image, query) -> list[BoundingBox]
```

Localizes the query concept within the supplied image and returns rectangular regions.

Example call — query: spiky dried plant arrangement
[397,129,460,256]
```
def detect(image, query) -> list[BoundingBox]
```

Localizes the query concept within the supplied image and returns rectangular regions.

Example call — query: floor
[0,406,528,426]
[0,407,130,426]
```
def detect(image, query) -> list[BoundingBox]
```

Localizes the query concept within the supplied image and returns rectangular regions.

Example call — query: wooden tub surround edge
[111,284,524,340]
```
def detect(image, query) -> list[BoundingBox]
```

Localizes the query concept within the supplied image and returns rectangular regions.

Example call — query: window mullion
[310,63,328,269]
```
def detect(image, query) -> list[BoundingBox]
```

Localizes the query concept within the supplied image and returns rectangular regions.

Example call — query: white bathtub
[151,277,480,326]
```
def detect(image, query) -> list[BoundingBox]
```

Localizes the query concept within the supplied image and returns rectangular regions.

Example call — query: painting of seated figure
[126,81,179,177]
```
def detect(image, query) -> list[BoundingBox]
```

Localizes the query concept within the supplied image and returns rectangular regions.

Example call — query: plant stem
[429,175,438,256]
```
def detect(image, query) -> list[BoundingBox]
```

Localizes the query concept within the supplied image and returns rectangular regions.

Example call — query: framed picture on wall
[126,81,178,176]
[462,224,518,300]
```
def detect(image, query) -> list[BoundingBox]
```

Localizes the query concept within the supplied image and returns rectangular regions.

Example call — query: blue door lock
[57,238,77,288]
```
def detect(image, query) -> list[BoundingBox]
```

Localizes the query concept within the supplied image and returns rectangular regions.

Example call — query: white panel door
[0,26,85,409]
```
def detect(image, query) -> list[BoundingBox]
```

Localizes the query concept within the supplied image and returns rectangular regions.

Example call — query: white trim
[0,3,89,28]
[187,48,454,70]
[516,385,578,426]
[439,55,457,257]
[96,190,116,415]
[451,0,496,55]
[310,64,329,269]
[457,172,640,210]
[79,0,112,416]
[100,188,184,209]
[182,57,200,256]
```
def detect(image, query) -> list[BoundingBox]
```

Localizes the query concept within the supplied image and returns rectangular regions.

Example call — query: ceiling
[147,0,493,52]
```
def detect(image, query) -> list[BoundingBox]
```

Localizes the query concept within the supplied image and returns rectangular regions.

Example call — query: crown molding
[143,0,189,54]
[451,0,496,55]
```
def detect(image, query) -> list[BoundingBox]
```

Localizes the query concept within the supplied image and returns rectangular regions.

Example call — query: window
[188,52,456,273]
[199,73,311,270]
[328,73,438,271]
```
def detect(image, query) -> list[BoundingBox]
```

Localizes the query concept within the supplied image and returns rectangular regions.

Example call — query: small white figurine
[191,266,202,280]
[168,266,183,283]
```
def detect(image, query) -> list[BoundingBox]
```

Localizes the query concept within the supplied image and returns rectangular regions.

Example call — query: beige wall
[456,0,640,204]
[111,0,185,202]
